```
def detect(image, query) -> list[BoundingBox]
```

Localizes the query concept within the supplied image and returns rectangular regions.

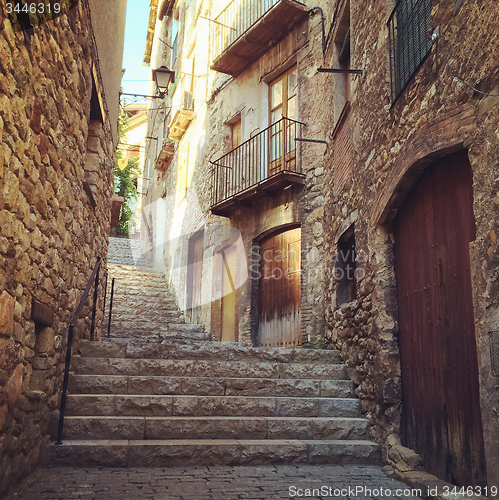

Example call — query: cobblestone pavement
[6,465,422,500]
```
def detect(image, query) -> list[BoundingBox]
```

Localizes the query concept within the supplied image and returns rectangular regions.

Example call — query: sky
[121,0,154,100]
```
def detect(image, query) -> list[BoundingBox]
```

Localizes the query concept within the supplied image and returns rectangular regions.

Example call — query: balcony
[155,141,175,172]
[210,117,305,217]
[211,0,308,76]
[168,89,195,141]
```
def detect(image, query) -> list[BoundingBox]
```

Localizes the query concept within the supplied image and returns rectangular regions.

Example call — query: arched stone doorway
[393,149,486,487]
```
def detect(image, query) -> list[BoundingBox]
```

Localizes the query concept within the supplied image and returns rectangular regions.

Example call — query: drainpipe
[309,7,326,53]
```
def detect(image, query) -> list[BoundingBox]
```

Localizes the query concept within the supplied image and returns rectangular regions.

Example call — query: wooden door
[187,230,203,323]
[394,150,486,487]
[221,246,237,342]
[259,227,301,347]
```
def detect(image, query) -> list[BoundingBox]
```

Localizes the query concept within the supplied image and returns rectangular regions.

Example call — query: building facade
[141,0,498,491]
[142,0,330,349]
[322,0,499,491]
[0,0,126,493]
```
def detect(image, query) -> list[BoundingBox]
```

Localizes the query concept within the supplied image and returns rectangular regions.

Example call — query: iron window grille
[388,0,433,104]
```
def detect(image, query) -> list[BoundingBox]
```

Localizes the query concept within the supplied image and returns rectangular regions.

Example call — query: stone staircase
[49,238,380,466]
[103,264,209,343]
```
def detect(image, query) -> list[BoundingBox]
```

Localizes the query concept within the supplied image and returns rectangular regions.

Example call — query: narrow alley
[1,0,498,498]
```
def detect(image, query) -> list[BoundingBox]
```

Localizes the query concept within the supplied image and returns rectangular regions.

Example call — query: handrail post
[90,264,100,341]
[103,271,109,319]
[107,276,115,338]
[56,323,74,445]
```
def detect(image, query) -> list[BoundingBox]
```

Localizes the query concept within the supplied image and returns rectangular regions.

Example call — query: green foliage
[114,108,141,234]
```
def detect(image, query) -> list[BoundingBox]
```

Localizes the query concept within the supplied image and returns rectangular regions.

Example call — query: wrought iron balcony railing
[211,0,308,75]
[210,117,305,215]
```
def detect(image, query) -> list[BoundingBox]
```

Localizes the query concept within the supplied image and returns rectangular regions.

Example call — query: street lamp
[152,66,175,98]
[120,66,176,101]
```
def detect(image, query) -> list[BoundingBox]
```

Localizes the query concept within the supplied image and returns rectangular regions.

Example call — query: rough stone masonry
[0,1,124,494]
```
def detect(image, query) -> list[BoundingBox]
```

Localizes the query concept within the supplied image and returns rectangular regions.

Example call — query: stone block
[127,440,241,467]
[312,417,369,440]
[65,395,115,416]
[279,363,347,380]
[225,378,275,396]
[129,376,182,395]
[276,379,320,397]
[35,327,55,355]
[49,441,129,467]
[114,395,173,416]
[0,291,15,335]
[145,416,267,440]
[276,397,319,417]
[64,416,146,440]
[234,440,308,465]
[267,417,313,439]
[69,375,128,395]
[172,396,275,417]
[209,361,279,379]
[318,398,361,418]
[306,440,381,465]
[4,363,23,406]
[181,377,225,396]
[320,380,353,398]
[79,340,127,359]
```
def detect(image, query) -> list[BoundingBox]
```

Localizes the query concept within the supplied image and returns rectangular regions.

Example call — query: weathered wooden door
[258,227,301,347]
[221,245,237,342]
[187,230,204,323]
[394,150,486,487]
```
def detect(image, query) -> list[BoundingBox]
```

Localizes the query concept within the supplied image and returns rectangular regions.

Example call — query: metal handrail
[210,116,304,207]
[56,256,102,445]
[103,270,115,338]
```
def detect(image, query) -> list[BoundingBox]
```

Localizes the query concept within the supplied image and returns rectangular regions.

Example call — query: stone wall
[323,0,499,487]
[0,2,119,493]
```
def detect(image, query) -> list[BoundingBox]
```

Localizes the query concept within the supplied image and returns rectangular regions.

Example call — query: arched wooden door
[394,150,486,487]
[258,227,301,347]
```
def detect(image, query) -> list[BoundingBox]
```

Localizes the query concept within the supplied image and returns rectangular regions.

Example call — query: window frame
[387,0,433,105]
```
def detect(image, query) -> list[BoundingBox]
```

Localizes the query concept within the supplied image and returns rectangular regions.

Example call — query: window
[336,226,356,305]
[388,0,432,103]
[269,66,297,125]
[269,67,297,172]
[171,18,179,65]
[334,0,350,113]
[231,118,241,149]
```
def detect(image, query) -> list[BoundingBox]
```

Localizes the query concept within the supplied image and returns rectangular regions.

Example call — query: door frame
[186,227,204,321]
[250,223,302,347]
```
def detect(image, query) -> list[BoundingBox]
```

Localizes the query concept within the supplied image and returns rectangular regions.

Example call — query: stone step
[104,334,211,345]
[65,394,361,417]
[109,307,182,317]
[69,374,353,398]
[78,340,342,364]
[108,317,188,329]
[109,290,175,300]
[62,416,369,441]
[107,264,164,276]
[72,357,348,380]
[106,332,210,343]
[49,439,381,467]
[107,321,204,333]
